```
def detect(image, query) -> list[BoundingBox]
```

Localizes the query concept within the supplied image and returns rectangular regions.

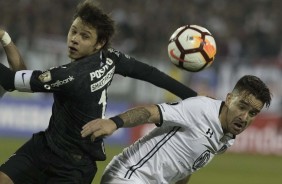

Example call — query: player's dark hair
[233,75,272,108]
[74,0,115,49]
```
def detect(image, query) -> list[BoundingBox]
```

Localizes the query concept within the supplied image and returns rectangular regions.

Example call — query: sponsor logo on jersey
[206,128,214,138]
[39,71,52,83]
[49,66,67,70]
[50,76,75,88]
[90,67,115,92]
[90,58,114,80]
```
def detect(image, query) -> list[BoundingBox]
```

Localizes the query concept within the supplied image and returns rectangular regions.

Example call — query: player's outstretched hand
[81,118,118,141]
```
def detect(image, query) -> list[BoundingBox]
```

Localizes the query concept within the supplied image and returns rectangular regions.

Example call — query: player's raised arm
[112,49,198,100]
[81,105,160,141]
[0,29,26,71]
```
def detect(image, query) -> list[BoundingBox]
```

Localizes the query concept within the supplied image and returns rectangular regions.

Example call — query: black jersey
[0,85,5,98]
[0,48,197,162]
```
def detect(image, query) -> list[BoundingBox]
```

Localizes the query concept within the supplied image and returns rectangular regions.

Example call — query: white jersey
[101,96,235,184]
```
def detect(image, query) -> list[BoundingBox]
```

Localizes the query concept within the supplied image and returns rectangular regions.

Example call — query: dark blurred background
[1,0,282,62]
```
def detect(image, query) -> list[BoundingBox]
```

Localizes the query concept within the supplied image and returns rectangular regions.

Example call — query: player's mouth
[232,121,246,134]
[68,46,78,53]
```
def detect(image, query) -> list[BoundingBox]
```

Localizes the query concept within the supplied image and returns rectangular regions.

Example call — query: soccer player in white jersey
[81,75,272,184]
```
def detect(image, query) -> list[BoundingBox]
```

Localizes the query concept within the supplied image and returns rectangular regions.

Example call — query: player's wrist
[1,32,12,47]
[109,116,124,129]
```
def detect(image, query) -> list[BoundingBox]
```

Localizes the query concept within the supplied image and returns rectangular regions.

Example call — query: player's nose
[239,111,248,121]
[71,34,79,43]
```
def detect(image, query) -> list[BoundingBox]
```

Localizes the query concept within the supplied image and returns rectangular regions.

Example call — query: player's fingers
[82,119,98,129]
[90,130,106,141]
[81,128,92,137]
[81,124,100,137]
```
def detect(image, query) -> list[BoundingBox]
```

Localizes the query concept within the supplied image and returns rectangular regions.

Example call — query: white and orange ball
[168,25,217,72]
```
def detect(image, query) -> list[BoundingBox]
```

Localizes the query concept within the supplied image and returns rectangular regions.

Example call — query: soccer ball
[168,25,216,72]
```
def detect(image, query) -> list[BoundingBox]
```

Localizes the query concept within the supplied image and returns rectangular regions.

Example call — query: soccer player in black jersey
[0,1,197,184]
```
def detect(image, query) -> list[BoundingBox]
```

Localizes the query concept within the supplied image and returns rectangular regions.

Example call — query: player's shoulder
[104,48,133,60]
[182,96,221,109]
[104,48,123,58]
[183,95,217,103]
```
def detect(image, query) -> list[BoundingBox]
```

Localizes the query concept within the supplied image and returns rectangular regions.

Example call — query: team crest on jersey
[192,150,211,170]
[39,71,52,83]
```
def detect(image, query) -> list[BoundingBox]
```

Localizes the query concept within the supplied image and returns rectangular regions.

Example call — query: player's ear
[93,40,106,51]
[225,93,232,106]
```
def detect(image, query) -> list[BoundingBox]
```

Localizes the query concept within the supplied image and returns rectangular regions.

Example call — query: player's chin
[68,52,81,61]
[227,125,240,135]
[230,127,244,135]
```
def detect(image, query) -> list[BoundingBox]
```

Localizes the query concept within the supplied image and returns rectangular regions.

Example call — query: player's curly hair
[232,75,272,108]
[74,0,115,50]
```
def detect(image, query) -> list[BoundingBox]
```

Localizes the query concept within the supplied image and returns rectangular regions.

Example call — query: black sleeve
[0,85,6,97]
[115,55,197,99]
[0,63,15,91]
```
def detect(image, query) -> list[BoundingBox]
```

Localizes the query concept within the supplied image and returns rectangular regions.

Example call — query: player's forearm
[81,105,161,140]
[1,30,26,71]
[115,105,160,128]
[4,42,26,71]
[121,59,197,100]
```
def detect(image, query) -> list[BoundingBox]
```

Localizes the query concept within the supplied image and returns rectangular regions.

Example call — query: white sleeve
[158,97,207,128]
[14,70,33,92]
[158,100,192,127]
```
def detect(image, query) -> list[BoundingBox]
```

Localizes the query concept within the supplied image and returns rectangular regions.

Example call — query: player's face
[223,91,264,135]
[67,17,104,61]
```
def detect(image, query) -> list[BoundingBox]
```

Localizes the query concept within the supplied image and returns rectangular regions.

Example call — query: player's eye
[249,111,258,117]
[70,29,77,35]
[81,34,90,39]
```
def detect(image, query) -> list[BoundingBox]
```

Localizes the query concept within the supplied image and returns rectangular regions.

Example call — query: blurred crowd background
[1,0,282,63]
[0,0,282,107]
